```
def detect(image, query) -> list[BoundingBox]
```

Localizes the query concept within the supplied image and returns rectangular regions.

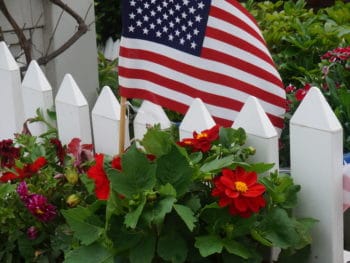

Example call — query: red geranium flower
[177,125,220,152]
[0,156,47,182]
[211,167,266,218]
[87,154,110,200]
[111,156,122,170]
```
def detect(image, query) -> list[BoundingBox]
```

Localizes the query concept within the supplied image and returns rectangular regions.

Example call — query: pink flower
[285,84,296,93]
[26,194,57,222]
[27,226,38,240]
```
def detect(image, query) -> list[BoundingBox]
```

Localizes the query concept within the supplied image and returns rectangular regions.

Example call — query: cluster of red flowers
[284,83,312,111]
[177,125,220,152]
[0,139,20,169]
[211,167,266,218]
[87,154,121,200]
[17,181,57,222]
[321,46,350,63]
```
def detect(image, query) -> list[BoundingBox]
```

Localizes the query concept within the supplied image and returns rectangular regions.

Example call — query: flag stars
[157,18,162,24]
[150,10,156,16]
[144,2,150,9]
[188,20,193,27]
[151,0,156,3]
[168,34,174,41]
[163,13,169,20]
[129,13,136,19]
[143,28,149,34]
[175,17,181,23]
[186,33,192,40]
[156,5,162,12]
[195,15,202,22]
[128,25,135,32]
[143,15,149,22]
[150,23,156,29]
[169,21,175,28]
[182,12,187,19]
[180,38,185,45]
[162,26,168,33]
[130,0,136,6]
[175,4,181,10]
[136,20,142,27]
[193,28,199,35]
[156,31,162,37]
[198,2,205,9]
[191,41,197,49]
[137,7,143,14]
[183,0,189,6]
[189,6,196,14]
[175,30,180,36]
[169,9,174,15]
[162,1,168,7]
[181,25,187,31]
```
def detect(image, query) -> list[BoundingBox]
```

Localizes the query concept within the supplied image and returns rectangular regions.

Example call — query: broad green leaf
[200,155,234,173]
[64,243,114,263]
[259,208,300,249]
[61,206,104,245]
[173,204,197,231]
[194,235,223,257]
[219,127,246,147]
[124,196,146,229]
[142,196,176,227]
[0,184,15,197]
[110,145,156,198]
[246,162,275,174]
[157,231,188,263]
[129,233,156,263]
[156,145,193,196]
[141,126,173,156]
[223,239,252,259]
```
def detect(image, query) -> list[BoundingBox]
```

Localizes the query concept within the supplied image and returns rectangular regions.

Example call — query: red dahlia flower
[211,167,266,218]
[177,125,220,152]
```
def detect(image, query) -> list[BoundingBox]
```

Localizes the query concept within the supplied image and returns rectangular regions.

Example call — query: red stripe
[119,66,243,111]
[119,47,286,108]
[209,6,266,47]
[201,47,283,89]
[205,27,276,68]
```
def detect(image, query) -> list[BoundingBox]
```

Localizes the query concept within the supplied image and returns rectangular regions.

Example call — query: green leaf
[0,184,15,198]
[125,196,146,229]
[156,145,193,196]
[246,162,275,174]
[223,239,252,259]
[200,155,234,173]
[259,208,300,249]
[219,127,246,147]
[194,235,223,257]
[64,243,114,263]
[173,204,197,231]
[158,183,177,197]
[141,126,173,156]
[157,231,188,263]
[110,145,156,198]
[61,206,104,245]
[129,233,156,263]
[142,196,176,227]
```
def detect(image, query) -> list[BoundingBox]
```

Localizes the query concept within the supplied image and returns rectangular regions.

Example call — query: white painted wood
[179,98,215,140]
[290,87,343,263]
[111,39,120,60]
[55,74,92,145]
[22,60,54,136]
[104,37,114,60]
[0,41,24,139]
[92,86,130,155]
[232,96,279,173]
[133,100,171,142]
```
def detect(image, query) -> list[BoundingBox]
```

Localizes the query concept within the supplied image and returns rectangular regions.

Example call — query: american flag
[118,0,286,130]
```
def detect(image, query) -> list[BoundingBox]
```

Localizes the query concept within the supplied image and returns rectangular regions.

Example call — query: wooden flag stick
[118,96,127,155]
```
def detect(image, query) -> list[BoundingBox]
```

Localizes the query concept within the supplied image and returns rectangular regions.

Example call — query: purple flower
[17,181,29,202]
[26,194,57,222]
[27,226,38,240]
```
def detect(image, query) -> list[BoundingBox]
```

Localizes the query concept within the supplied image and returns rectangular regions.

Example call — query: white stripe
[203,37,280,78]
[212,0,264,39]
[206,15,270,57]
[119,56,285,116]
[120,38,285,98]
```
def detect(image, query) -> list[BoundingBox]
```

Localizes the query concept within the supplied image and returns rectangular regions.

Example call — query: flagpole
[119,96,127,155]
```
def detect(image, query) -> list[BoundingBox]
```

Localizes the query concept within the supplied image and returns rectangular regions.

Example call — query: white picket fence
[0,40,348,263]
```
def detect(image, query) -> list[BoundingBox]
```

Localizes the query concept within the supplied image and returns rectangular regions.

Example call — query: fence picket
[133,100,171,142]
[290,87,343,263]
[232,96,279,173]
[179,98,215,140]
[0,41,24,139]
[22,60,54,136]
[55,74,92,145]
[92,86,129,155]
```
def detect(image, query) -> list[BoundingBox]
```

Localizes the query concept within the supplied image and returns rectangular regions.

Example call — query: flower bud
[247,146,256,155]
[27,226,38,240]
[65,168,79,185]
[66,194,80,207]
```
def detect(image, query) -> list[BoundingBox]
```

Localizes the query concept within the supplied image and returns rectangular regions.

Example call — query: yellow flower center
[195,132,208,139]
[235,181,248,193]
[36,208,44,215]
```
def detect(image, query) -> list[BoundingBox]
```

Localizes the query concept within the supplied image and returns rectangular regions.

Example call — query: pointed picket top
[0,41,18,70]
[55,74,87,106]
[135,100,171,126]
[22,60,52,91]
[232,96,277,138]
[92,86,121,120]
[291,87,342,132]
[179,98,215,139]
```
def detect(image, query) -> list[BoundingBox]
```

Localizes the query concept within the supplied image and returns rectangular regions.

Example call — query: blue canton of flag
[122,0,211,56]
